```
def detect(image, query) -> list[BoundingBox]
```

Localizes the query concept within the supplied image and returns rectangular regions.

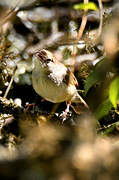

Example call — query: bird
[32,49,89,117]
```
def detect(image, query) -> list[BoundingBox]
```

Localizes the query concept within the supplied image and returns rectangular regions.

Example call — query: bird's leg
[25,103,35,112]
[41,98,46,102]
[60,102,71,122]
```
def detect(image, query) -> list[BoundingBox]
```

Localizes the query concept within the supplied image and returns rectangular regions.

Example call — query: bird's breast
[32,69,77,103]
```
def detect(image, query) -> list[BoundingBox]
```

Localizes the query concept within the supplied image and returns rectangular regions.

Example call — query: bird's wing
[63,68,78,87]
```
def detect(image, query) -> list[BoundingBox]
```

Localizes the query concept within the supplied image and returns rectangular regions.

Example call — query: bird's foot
[59,103,71,122]
[25,103,35,112]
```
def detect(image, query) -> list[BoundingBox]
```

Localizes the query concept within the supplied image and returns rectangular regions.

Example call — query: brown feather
[63,68,78,87]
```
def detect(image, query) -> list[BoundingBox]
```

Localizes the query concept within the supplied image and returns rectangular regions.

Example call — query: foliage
[84,59,119,120]
[74,2,98,11]
[95,99,112,120]
[109,76,119,109]
[84,60,107,94]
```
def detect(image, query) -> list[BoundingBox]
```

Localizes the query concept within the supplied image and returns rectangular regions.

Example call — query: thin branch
[98,0,103,37]
[3,75,14,99]
[3,67,17,99]
[0,8,18,27]
[77,0,88,41]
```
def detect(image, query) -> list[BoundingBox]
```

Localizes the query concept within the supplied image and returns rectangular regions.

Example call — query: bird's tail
[71,92,89,114]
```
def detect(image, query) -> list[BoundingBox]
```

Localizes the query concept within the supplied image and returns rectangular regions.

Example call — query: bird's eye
[46,58,53,62]
[46,58,51,62]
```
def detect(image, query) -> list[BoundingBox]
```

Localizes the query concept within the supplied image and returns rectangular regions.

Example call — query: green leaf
[74,2,98,11]
[84,59,107,94]
[95,99,112,120]
[84,70,103,94]
[109,76,119,108]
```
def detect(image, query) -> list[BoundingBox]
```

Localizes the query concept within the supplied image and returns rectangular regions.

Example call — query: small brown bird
[32,49,88,115]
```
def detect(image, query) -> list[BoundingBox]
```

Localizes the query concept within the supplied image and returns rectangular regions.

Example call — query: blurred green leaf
[84,59,107,94]
[109,76,119,109]
[74,2,98,11]
[84,70,102,94]
[95,99,112,120]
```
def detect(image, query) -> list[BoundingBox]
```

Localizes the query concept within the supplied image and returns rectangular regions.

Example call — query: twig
[0,8,18,27]
[70,0,88,73]
[3,76,14,99]
[3,67,17,99]
[69,0,89,110]
[98,0,103,37]
[97,121,119,133]
[77,0,88,41]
